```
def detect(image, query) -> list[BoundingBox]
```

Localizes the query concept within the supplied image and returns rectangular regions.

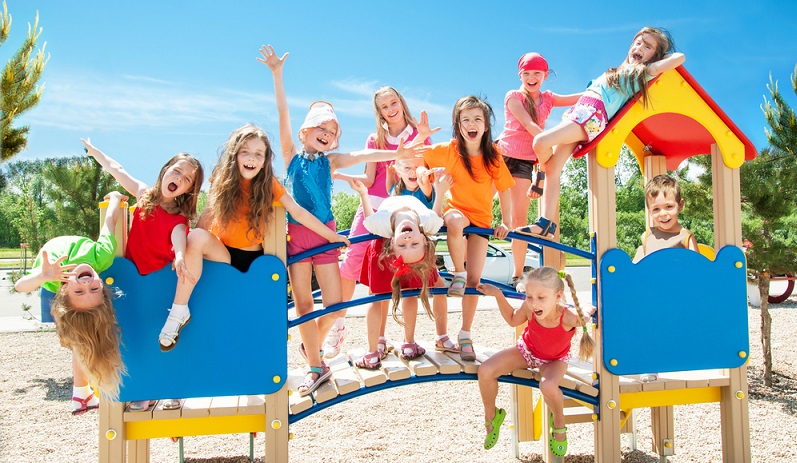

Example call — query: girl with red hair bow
[349,173,452,370]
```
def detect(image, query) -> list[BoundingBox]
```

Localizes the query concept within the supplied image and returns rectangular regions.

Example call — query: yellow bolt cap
[608,266,615,273]
[289,433,294,440]
[738,351,747,358]
[105,277,114,285]
[271,419,282,429]
[105,429,117,440]
[664,441,673,448]
[735,262,743,268]
[736,390,745,399]
[607,400,617,409]
[272,273,279,281]
[610,359,618,366]
[591,413,598,421]
[273,375,281,383]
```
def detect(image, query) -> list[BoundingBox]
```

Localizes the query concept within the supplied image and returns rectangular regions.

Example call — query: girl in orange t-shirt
[422,96,515,362]
[162,124,348,352]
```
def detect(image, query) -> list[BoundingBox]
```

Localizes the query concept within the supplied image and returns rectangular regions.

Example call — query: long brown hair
[207,124,277,242]
[605,27,675,108]
[452,96,500,178]
[138,153,204,222]
[525,266,595,363]
[372,87,417,149]
[52,287,125,400]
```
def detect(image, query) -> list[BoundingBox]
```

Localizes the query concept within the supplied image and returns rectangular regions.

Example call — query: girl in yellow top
[423,96,514,361]
[162,124,348,351]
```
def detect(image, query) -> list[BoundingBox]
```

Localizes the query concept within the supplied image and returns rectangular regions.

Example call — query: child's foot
[159,305,191,352]
[527,171,545,199]
[72,389,100,416]
[434,335,459,353]
[448,274,466,297]
[458,337,476,361]
[511,276,526,293]
[355,351,382,370]
[483,408,506,449]
[322,322,347,359]
[515,217,557,240]
[377,336,391,359]
[399,342,426,360]
[549,413,568,456]
[297,365,332,397]
[127,400,153,412]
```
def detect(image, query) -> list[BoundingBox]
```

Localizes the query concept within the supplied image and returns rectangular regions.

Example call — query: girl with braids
[15,191,127,414]
[167,124,348,352]
[520,27,685,239]
[349,174,451,368]
[476,267,595,455]
[82,138,204,355]
[422,96,515,362]
[496,53,581,292]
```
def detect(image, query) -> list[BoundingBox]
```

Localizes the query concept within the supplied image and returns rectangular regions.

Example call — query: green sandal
[549,413,568,457]
[483,408,506,450]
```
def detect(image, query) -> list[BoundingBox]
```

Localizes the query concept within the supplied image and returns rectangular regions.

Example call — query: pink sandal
[400,342,426,360]
[434,335,459,353]
[298,365,331,397]
[355,351,382,370]
[72,392,99,416]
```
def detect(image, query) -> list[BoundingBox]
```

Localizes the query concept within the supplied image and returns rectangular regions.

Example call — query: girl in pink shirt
[496,53,580,291]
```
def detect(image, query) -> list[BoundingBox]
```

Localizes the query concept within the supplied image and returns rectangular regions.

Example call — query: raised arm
[349,179,374,217]
[258,44,296,168]
[431,169,452,217]
[328,138,428,171]
[551,91,583,107]
[413,110,441,144]
[646,52,685,76]
[82,138,148,199]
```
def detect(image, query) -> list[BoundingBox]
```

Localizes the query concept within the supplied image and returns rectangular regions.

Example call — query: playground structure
[89,66,756,463]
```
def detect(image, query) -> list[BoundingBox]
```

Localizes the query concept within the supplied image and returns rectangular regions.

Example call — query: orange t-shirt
[423,141,514,228]
[210,177,286,249]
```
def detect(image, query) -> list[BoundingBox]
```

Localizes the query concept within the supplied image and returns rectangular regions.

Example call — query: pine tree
[1,1,48,161]
[745,64,797,386]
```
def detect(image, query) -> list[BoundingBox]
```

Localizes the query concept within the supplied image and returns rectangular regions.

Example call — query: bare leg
[432,279,449,336]
[539,360,570,441]
[508,178,532,278]
[173,229,230,305]
[72,352,88,387]
[539,141,579,223]
[461,235,489,332]
[478,347,528,431]
[289,262,323,370]
[313,262,343,342]
[444,210,469,273]
[364,301,383,352]
[400,297,418,345]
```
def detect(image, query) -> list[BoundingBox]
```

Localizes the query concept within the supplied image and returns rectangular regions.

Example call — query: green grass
[0,247,33,268]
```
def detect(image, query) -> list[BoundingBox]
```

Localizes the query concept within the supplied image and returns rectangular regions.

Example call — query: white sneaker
[514,277,526,293]
[322,323,347,359]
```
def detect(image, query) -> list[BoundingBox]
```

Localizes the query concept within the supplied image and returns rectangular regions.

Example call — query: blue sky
[4,1,797,191]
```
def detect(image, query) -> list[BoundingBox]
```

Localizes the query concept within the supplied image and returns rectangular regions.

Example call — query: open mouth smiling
[167,182,178,192]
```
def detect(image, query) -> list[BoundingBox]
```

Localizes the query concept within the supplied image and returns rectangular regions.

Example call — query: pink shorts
[516,337,571,369]
[287,221,340,265]
[563,95,608,142]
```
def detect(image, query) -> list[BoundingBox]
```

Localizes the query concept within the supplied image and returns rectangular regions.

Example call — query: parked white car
[435,237,541,285]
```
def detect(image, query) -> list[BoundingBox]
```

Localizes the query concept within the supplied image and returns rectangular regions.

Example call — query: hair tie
[558,270,566,279]
[390,255,413,278]
[583,326,588,333]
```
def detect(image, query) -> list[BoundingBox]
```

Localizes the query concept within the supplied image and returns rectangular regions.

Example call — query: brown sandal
[355,351,382,370]
[399,342,426,360]
[434,335,459,353]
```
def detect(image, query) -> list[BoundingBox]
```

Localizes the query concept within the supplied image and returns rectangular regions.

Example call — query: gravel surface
[1,298,796,463]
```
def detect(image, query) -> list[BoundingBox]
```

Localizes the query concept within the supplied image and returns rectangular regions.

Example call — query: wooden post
[711,144,751,462]
[587,150,622,463]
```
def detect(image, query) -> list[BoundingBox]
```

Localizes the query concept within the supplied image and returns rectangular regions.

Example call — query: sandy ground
[1,296,797,463]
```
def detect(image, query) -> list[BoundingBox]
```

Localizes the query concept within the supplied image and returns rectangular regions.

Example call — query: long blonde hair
[372,87,417,149]
[138,153,204,222]
[605,27,675,109]
[378,234,438,326]
[207,124,276,242]
[526,266,594,363]
[52,287,125,400]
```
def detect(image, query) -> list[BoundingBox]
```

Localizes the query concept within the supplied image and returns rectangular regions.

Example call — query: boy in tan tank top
[633,174,698,263]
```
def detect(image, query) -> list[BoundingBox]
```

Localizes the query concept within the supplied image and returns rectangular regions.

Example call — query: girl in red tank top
[475,267,595,457]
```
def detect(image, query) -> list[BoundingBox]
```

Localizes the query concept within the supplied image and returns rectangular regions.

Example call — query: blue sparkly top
[285,151,334,225]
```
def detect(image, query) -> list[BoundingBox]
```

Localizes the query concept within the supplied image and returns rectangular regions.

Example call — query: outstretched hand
[81,138,99,157]
[348,179,368,196]
[431,168,452,195]
[257,44,289,72]
[396,137,428,161]
[414,110,441,141]
[39,250,78,283]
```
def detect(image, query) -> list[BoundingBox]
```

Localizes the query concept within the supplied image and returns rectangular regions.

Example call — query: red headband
[390,253,426,278]
[517,52,549,75]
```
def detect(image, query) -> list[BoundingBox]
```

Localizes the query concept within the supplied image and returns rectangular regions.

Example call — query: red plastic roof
[572,66,757,168]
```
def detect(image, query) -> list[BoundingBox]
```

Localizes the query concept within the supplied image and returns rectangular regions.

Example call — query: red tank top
[522,308,575,361]
[126,205,189,275]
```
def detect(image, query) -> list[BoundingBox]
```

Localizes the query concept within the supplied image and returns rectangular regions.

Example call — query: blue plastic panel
[103,256,287,402]
[600,246,748,375]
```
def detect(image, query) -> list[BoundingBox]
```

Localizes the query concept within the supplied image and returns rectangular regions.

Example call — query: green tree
[743,65,797,386]
[1,159,53,250]
[1,1,48,161]
[331,191,359,232]
[42,156,121,239]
